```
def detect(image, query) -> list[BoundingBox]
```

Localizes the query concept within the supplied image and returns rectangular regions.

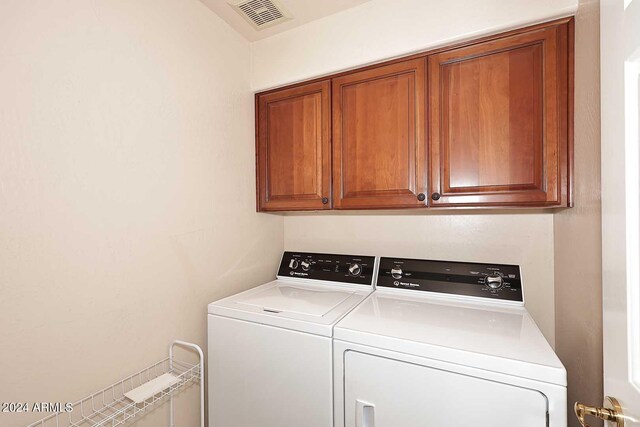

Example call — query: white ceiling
[200,0,372,41]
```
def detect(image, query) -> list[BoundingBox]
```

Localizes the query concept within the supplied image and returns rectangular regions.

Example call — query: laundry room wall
[0,1,283,426]
[250,0,578,91]
[252,0,582,345]
[554,0,603,425]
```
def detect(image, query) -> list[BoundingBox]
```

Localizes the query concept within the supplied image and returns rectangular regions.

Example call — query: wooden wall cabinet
[428,23,572,207]
[255,18,573,212]
[256,81,331,211]
[332,59,427,209]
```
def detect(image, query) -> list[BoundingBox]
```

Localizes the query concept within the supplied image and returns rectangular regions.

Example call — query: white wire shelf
[27,340,204,427]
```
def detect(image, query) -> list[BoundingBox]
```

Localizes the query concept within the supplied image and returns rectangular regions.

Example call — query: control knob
[391,267,403,279]
[289,259,299,270]
[301,260,311,271]
[486,275,504,289]
[348,263,362,277]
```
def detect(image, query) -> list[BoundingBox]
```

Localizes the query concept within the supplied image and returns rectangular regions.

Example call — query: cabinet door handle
[417,193,426,201]
[321,197,329,204]
[356,400,375,427]
[431,192,441,201]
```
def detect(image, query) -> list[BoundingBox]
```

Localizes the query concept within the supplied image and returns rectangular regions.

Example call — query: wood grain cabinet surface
[428,21,572,207]
[332,59,427,209]
[256,80,331,211]
[254,18,573,212]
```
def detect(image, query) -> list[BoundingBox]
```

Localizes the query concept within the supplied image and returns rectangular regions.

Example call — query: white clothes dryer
[333,257,567,427]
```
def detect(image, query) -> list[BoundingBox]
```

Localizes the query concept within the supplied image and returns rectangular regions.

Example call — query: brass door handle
[575,396,624,427]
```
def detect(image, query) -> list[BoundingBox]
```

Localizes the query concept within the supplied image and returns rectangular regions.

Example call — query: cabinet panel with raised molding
[256,80,331,211]
[332,59,427,209]
[427,21,572,207]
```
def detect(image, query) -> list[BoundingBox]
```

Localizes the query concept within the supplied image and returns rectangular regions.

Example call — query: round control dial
[348,263,362,277]
[288,259,299,270]
[391,267,403,279]
[301,260,311,271]
[485,275,504,289]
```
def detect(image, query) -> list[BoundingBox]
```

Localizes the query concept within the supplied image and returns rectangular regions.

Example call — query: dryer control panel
[377,257,523,302]
[277,252,376,286]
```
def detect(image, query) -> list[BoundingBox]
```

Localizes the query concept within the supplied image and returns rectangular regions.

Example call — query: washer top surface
[208,252,376,337]
[334,257,566,386]
[235,283,356,317]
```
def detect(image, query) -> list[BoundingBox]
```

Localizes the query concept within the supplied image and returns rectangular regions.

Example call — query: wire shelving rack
[26,340,204,427]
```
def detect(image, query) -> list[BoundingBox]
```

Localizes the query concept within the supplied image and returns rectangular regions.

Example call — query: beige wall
[554,0,603,425]
[0,1,283,426]
[0,0,603,426]
[251,0,578,90]
[284,212,556,344]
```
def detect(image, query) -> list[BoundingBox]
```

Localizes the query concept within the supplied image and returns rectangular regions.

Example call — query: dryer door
[343,351,548,427]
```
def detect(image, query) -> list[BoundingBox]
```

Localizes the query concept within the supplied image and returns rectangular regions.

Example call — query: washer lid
[235,284,354,317]
[334,291,566,386]
[208,279,372,336]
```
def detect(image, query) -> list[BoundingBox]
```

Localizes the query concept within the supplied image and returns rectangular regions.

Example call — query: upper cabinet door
[256,81,331,211]
[332,59,427,209]
[428,22,572,207]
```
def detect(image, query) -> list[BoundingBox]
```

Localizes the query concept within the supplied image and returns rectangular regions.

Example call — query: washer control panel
[277,252,376,286]
[377,257,523,302]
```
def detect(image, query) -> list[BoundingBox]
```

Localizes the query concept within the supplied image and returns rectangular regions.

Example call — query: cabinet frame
[256,80,332,212]
[332,59,428,210]
[427,22,573,207]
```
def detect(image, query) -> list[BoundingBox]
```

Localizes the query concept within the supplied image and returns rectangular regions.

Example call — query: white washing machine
[208,251,376,427]
[334,257,567,427]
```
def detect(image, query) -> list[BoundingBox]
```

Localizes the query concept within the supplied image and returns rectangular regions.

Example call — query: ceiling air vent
[229,0,291,30]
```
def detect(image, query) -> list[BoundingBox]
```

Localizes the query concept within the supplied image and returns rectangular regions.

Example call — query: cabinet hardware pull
[417,193,426,201]
[321,197,329,204]
[431,192,441,201]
